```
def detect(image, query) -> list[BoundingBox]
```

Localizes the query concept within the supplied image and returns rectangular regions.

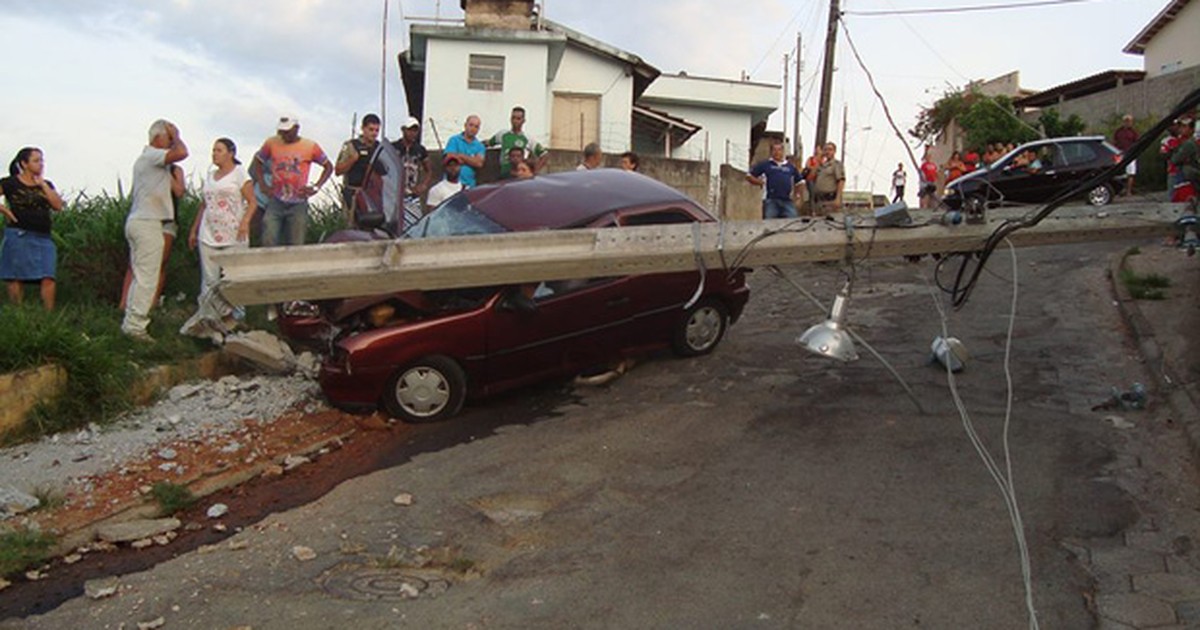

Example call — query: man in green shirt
[486,106,547,179]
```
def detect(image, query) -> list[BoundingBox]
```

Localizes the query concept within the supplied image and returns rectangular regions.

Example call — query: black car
[943,136,1124,211]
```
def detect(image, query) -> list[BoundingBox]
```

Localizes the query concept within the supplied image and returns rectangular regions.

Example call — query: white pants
[122,218,166,334]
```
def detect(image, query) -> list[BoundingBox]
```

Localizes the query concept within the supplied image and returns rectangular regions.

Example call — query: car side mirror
[498,288,538,314]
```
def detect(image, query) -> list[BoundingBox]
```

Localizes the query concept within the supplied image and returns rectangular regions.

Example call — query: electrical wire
[927,239,1039,629]
[847,0,1096,16]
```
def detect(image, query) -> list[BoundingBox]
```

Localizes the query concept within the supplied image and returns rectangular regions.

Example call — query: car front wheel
[1088,183,1113,207]
[382,355,466,423]
[671,299,730,357]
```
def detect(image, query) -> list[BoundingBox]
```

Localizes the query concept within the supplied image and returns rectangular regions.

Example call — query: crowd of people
[0,105,648,338]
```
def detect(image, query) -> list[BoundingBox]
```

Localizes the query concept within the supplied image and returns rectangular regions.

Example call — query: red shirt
[920,160,939,183]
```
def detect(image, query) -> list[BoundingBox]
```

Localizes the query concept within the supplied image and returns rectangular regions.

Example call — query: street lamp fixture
[797,280,859,362]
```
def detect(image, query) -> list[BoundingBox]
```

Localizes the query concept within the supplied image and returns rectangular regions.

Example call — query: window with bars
[468,54,505,91]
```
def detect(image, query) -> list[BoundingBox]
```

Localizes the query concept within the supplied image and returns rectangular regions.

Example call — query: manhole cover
[317,563,451,601]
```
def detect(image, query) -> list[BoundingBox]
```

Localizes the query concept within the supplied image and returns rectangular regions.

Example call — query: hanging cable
[847,0,1096,16]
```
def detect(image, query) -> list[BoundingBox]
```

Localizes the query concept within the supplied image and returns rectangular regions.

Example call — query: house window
[468,54,505,91]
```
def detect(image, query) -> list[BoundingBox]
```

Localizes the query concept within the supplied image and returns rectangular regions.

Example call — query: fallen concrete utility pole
[214,202,1181,306]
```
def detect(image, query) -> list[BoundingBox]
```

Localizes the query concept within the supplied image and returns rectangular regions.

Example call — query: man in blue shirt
[444,115,486,188]
[746,140,805,219]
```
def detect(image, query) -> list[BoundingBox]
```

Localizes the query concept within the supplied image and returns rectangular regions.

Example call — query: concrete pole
[814,0,840,149]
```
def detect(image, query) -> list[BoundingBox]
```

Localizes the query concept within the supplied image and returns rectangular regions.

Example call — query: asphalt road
[5,241,1179,629]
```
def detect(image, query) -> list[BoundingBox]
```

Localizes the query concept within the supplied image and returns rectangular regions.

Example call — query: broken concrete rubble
[96,518,182,543]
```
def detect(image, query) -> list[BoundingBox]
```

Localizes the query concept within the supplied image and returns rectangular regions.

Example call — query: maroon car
[316,169,750,422]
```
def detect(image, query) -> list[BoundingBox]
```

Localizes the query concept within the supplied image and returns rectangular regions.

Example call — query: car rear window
[404,194,507,239]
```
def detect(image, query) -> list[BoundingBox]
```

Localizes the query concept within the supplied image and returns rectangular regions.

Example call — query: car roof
[1017,136,1108,149]
[462,169,711,231]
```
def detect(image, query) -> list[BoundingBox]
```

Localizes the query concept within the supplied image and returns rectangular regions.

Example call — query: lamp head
[797,285,859,362]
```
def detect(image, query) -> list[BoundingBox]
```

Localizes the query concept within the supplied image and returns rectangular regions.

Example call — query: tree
[911,89,1040,150]
[1037,108,1086,138]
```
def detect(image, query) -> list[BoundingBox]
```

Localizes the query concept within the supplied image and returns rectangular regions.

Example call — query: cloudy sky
[0,0,1166,198]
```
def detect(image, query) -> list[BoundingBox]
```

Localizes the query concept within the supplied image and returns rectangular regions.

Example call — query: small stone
[292,545,317,561]
[1106,415,1135,430]
[63,553,82,565]
[158,463,176,472]
[157,448,177,461]
[91,541,117,552]
[399,582,420,599]
[0,487,41,517]
[197,544,220,554]
[25,570,45,581]
[213,523,228,533]
[137,617,166,630]
[283,455,310,471]
[0,578,10,591]
[168,383,203,403]
[85,577,120,599]
[229,539,248,551]
[206,503,229,519]
[219,442,242,454]
[262,465,284,478]
[184,522,204,531]
[393,493,414,506]
[153,535,171,546]
[131,538,153,549]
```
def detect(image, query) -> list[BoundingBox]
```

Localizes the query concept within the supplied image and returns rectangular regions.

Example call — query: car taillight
[1114,153,1123,164]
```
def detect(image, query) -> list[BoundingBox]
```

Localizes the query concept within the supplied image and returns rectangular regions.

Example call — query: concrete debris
[295,352,321,378]
[0,487,40,519]
[131,539,153,549]
[0,578,9,591]
[25,570,45,581]
[168,384,204,403]
[63,553,82,564]
[262,465,285,478]
[399,582,421,599]
[393,493,415,506]
[219,441,243,454]
[97,518,182,543]
[84,577,120,600]
[157,448,177,461]
[206,503,229,519]
[152,535,171,546]
[213,523,228,533]
[137,617,166,630]
[292,545,317,561]
[283,454,310,471]
[229,539,249,551]
[224,330,298,374]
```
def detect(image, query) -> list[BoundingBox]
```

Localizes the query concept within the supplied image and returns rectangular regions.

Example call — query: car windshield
[403,193,507,239]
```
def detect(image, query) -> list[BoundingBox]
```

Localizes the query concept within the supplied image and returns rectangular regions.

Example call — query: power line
[845,0,1097,17]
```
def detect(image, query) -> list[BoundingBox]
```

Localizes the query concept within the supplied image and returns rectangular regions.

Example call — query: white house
[1123,0,1200,77]
[398,0,778,175]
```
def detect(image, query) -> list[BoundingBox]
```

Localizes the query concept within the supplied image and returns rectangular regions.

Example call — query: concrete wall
[1143,1,1200,77]
[549,45,634,154]
[423,38,552,150]
[719,164,764,221]
[1023,65,1200,126]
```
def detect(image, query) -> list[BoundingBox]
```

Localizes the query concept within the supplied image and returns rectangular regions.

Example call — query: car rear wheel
[671,299,729,357]
[382,355,466,423]
[1088,183,1113,207]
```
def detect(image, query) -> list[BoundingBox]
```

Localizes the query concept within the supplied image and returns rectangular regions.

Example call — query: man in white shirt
[426,155,465,210]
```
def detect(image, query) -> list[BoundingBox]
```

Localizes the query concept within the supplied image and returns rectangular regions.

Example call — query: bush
[0,529,55,577]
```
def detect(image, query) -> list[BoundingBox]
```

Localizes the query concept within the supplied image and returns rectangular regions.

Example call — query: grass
[1127,246,1141,256]
[30,487,66,513]
[150,481,197,516]
[0,529,56,577]
[0,183,343,445]
[1120,267,1171,300]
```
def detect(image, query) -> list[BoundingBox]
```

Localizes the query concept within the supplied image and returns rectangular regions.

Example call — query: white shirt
[128,146,173,222]
[426,179,464,210]
[199,165,250,247]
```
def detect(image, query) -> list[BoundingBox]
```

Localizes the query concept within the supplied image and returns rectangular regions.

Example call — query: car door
[482,276,634,394]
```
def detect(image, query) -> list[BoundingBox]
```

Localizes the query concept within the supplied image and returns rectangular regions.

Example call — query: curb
[47,427,357,557]
[1109,249,1200,462]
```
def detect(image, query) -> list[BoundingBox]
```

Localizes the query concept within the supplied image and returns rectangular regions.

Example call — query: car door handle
[606,297,630,307]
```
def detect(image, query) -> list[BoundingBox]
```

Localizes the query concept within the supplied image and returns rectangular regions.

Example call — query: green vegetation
[911,88,1085,150]
[0,529,56,577]
[150,481,197,516]
[1120,267,1171,300]
[0,181,346,445]
[30,487,66,512]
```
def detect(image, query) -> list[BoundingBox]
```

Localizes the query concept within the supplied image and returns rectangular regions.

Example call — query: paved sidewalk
[1080,242,1200,629]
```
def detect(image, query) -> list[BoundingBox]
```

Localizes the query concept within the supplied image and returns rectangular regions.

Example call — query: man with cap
[392,116,432,229]
[426,154,465,210]
[486,105,547,179]
[251,115,333,247]
[443,115,486,188]
[335,113,382,225]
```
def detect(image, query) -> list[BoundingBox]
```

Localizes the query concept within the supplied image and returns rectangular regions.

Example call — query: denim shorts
[0,228,56,281]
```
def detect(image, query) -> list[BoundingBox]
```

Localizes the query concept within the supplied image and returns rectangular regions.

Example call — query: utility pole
[814,0,840,149]
[782,53,790,153]
[793,32,802,159]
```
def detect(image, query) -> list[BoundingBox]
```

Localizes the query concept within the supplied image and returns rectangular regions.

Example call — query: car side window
[1059,142,1098,167]
[532,277,619,302]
